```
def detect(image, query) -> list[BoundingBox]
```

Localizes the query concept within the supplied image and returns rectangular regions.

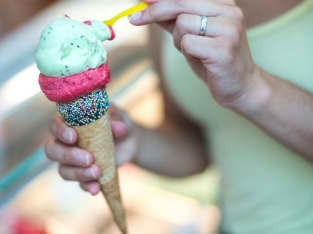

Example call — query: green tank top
[162,1,313,233]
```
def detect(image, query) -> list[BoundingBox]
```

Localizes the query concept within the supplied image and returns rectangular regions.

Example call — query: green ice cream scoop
[36,17,112,77]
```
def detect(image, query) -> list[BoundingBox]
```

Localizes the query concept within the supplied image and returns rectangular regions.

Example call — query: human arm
[133,114,208,177]
[129,0,313,160]
[233,68,313,160]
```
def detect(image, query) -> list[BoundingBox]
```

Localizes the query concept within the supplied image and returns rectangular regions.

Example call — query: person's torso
[161,1,313,233]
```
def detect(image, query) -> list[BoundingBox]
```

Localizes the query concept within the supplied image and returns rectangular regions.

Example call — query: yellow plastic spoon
[103,2,149,26]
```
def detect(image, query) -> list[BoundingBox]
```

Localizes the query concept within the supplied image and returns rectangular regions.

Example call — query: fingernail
[90,185,99,196]
[85,167,97,178]
[76,152,90,166]
[129,11,142,23]
[64,128,73,142]
[73,150,83,165]
[85,154,91,166]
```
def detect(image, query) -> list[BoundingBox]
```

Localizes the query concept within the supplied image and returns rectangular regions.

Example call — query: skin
[137,0,313,160]
[46,0,310,219]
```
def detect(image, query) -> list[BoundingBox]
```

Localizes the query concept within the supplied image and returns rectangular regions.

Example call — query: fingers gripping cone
[73,114,127,234]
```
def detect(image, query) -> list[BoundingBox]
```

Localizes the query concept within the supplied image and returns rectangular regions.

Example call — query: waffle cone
[73,114,127,234]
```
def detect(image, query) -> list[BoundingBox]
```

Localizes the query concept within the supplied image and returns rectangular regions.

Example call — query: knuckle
[74,170,81,181]
[226,23,241,42]
[77,169,90,182]
[176,14,188,30]
[57,126,66,141]
[44,143,54,160]
[64,148,77,163]
[181,34,192,53]
[175,0,186,9]
[233,7,244,22]
[221,39,235,63]
[147,5,158,20]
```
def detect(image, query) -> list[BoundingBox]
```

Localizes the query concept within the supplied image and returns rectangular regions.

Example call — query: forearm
[133,123,209,177]
[233,66,313,160]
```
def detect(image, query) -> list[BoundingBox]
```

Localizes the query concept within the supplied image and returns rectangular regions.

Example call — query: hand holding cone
[36,16,127,234]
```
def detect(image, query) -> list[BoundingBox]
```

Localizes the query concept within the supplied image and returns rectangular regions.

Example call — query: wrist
[229,66,272,116]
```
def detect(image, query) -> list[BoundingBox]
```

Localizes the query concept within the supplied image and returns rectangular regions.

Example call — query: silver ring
[199,16,208,36]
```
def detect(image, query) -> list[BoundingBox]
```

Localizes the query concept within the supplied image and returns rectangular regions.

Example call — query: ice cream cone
[73,114,127,234]
[35,16,127,233]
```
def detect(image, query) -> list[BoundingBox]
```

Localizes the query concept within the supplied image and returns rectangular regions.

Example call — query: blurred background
[0,0,218,233]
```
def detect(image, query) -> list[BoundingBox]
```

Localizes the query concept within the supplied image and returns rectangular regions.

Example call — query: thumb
[112,121,128,139]
[128,5,175,33]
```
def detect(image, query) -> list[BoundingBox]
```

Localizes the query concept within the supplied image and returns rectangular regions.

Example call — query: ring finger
[173,14,236,50]
[58,164,101,182]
